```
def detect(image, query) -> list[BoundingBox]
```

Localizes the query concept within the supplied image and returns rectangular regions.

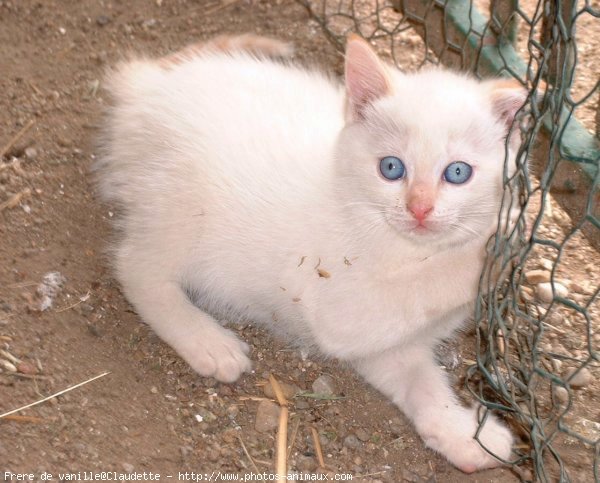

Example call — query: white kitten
[95,34,526,473]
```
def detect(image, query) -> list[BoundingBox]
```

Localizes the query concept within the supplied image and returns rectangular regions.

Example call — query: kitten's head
[336,35,526,249]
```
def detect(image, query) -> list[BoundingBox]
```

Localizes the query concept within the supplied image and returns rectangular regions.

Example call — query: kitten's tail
[158,34,294,68]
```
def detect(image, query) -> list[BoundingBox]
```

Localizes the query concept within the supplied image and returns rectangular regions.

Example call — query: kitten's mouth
[409,222,435,235]
[411,225,430,234]
[386,214,443,238]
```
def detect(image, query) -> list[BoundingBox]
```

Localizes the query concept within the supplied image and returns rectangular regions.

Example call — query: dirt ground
[0,0,592,481]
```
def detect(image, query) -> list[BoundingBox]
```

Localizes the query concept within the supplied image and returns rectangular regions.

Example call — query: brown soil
[0,0,586,481]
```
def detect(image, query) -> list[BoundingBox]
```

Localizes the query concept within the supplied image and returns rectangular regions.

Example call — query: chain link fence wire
[299,0,599,481]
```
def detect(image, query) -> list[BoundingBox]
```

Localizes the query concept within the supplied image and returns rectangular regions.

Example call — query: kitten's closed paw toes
[446,413,513,473]
[184,330,252,383]
[420,409,512,473]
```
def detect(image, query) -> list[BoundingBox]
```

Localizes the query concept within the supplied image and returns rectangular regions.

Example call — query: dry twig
[0,349,21,364]
[268,373,288,407]
[287,417,301,459]
[0,188,32,212]
[269,374,289,480]
[237,435,260,473]
[239,396,273,402]
[6,281,37,289]
[0,371,110,419]
[0,120,35,159]
[277,406,289,480]
[28,81,42,96]
[0,414,45,424]
[311,426,326,468]
[205,0,242,15]
[55,291,90,313]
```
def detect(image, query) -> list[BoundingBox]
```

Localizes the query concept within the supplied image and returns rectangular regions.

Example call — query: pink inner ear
[345,36,391,120]
[490,80,527,128]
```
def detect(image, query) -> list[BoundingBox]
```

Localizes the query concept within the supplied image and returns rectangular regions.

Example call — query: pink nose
[408,202,433,223]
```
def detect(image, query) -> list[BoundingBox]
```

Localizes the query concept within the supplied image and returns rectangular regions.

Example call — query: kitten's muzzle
[407,201,434,225]
[407,185,435,226]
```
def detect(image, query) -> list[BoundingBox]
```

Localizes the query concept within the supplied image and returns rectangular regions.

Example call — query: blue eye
[379,156,405,180]
[443,161,473,184]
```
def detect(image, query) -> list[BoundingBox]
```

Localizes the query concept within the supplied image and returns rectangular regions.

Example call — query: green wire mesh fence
[299,0,599,481]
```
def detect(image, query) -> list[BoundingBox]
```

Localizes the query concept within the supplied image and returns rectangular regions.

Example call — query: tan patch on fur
[158,34,293,69]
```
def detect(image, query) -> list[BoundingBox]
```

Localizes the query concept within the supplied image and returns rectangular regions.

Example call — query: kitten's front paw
[427,409,513,473]
[181,328,252,383]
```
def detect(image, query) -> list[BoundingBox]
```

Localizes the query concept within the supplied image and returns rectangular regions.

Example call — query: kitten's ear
[344,34,392,121]
[487,79,528,130]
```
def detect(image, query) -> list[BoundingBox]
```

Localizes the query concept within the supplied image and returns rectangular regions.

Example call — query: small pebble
[295,400,310,410]
[96,15,111,26]
[569,418,600,441]
[0,360,17,372]
[319,434,329,447]
[355,428,371,442]
[180,445,193,458]
[343,434,361,449]
[564,367,592,388]
[296,455,317,471]
[226,404,239,418]
[312,374,337,396]
[536,282,568,303]
[195,407,217,423]
[142,18,157,29]
[6,141,27,158]
[255,400,280,433]
[551,358,563,372]
[518,468,534,481]
[218,385,233,397]
[400,468,420,483]
[520,287,534,302]
[122,463,134,472]
[57,136,72,148]
[539,258,554,271]
[388,417,404,436]
[16,361,38,375]
[525,269,551,284]
[24,146,37,160]
[569,282,585,293]
[554,386,569,403]
[547,311,563,325]
[207,445,220,462]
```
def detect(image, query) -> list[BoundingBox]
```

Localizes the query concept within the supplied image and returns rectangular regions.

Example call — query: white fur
[96,40,520,472]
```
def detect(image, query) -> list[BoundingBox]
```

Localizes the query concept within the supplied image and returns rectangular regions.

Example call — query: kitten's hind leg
[353,344,513,473]
[116,254,251,383]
